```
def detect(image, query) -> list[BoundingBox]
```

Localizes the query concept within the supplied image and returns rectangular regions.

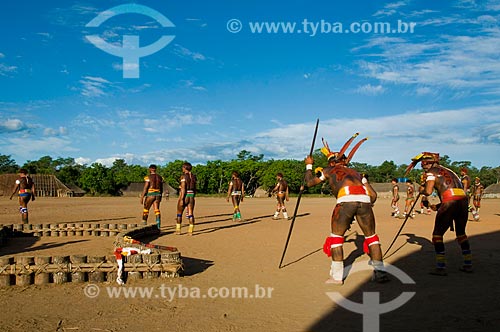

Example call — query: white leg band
[330,261,344,281]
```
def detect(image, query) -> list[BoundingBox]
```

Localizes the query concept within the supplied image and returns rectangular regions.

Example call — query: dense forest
[1,151,499,196]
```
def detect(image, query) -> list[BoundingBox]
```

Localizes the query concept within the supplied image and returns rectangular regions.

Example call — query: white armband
[362,177,368,184]
[306,164,313,170]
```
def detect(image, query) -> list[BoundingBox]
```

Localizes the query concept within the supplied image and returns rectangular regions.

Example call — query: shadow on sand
[180,256,215,276]
[307,231,500,332]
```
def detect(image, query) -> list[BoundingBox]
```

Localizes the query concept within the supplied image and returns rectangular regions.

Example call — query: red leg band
[363,234,380,254]
[323,235,344,257]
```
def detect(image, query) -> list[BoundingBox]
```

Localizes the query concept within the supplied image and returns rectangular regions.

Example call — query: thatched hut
[0,174,79,197]
[484,183,500,198]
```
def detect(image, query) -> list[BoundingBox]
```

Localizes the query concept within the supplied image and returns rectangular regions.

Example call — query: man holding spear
[405,152,472,275]
[304,134,389,284]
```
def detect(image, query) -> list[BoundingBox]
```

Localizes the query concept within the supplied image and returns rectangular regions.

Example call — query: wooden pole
[279,118,319,269]
[143,254,160,279]
[127,255,143,281]
[88,256,106,283]
[34,256,51,285]
[106,255,117,282]
[16,256,34,286]
[70,255,86,283]
[52,256,69,284]
[0,257,13,287]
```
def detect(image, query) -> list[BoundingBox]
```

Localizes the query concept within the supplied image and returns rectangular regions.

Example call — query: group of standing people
[302,132,478,284]
[9,138,483,284]
[226,171,291,222]
[140,162,197,236]
[140,163,292,235]
[460,168,484,221]
[390,178,431,219]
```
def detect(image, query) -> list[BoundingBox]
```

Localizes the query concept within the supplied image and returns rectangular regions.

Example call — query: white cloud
[0,119,26,132]
[143,111,212,133]
[75,157,92,165]
[6,136,77,161]
[173,44,206,61]
[42,105,499,169]
[181,79,207,91]
[373,0,409,17]
[74,114,115,129]
[36,32,52,39]
[0,63,17,76]
[93,157,123,167]
[79,76,113,97]
[248,105,500,167]
[355,29,500,97]
[43,126,67,136]
[415,86,434,95]
[355,84,385,95]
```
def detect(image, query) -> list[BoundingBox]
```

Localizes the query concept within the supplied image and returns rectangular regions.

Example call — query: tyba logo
[326,262,416,332]
[85,4,175,78]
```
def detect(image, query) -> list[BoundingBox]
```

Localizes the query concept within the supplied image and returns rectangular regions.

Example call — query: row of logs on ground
[0,252,181,286]
[0,224,183,286]
[0,222,148,239]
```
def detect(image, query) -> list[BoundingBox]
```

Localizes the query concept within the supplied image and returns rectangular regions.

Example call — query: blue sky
[1,0,499,168]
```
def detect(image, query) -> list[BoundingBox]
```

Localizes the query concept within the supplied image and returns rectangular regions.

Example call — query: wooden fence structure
[0,224,182,287]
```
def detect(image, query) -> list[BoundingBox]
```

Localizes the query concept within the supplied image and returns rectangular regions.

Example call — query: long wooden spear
[278,118,319,269]
[383,192,421,258]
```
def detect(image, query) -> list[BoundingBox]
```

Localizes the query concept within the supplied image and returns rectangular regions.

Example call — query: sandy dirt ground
[0,195,499,332]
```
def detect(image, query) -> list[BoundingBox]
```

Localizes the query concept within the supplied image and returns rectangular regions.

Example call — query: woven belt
[441,188,466,203]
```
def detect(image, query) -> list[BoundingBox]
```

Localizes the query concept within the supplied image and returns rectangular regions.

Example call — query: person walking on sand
[271,173,290,220]
[461,168,479,220]
[304,135,389,285]
[10,168,36,224]
[140,164,164,228]
[390,178,401,218]
[227,171,244,221]
[471,177,484,219]
[406,152,472,275]
[403,179,416,219]
[418,173,432,215]
[176,162,197,235]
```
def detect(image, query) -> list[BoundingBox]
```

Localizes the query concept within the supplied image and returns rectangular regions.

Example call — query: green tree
[162,160,187,193]
[22,156,76,174]
[439,155,452,168]
[477,166,499,187]
[0,154,19,173]
[258,159,303,193]
[376,160,398,183]
[57,164,85,186]
[194,160,229,194]
[109,159,145,191]
[79,163,116,196]
[237,150,264,162]
[23,156,55,174]
[230,151,265,195]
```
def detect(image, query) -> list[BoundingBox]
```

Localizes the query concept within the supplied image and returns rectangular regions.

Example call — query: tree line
[1,151,499,196]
